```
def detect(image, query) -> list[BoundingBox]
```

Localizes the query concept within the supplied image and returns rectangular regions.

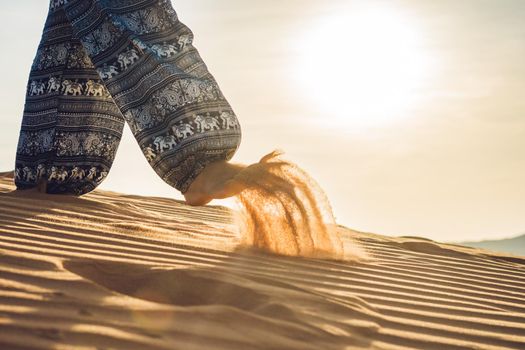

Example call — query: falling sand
[231,151,365,260]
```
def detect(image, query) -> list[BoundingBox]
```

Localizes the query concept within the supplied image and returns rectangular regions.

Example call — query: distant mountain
[460,234,525,257]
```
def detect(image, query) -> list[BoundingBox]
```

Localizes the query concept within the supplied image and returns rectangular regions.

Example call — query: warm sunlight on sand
[1,171,525,349]
[293,4,435,127]
[231,151,366,261]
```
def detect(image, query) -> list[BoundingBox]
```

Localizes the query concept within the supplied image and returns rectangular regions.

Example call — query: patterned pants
[15,0,241,195]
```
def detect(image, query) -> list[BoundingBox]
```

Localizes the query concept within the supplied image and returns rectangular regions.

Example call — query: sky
[1,0,524,242]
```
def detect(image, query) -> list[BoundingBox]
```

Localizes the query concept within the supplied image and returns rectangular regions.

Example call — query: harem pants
[14,0,242,195]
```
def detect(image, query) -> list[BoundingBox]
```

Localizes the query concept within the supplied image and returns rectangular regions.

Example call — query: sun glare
[293,5,434,128]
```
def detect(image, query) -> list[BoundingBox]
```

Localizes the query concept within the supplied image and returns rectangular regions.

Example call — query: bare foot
[184,160,247,206]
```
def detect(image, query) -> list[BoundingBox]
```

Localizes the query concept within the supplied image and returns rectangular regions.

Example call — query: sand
[232,151,361,260]
[0,170,524,349]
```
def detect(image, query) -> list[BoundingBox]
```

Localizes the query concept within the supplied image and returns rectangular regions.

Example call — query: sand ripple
[0,171,524,349]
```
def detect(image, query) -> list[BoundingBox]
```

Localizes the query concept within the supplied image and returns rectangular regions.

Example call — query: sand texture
[0,171,524,349]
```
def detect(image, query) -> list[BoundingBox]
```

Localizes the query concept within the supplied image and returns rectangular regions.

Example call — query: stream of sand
[232,151,363,260]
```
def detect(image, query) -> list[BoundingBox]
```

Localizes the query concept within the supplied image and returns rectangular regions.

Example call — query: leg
[63,0,242,194]
[15,1,125,195]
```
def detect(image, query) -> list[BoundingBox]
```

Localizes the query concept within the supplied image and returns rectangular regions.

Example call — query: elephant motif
[36,164,47,180]
[151,43,178,58]
[47,76,61,93]
[220,111,239,129]
[194,114,220,132]
[172,124,194,139]
[86,167,98,181]
[97,64,119,79]
[85,80,106,97]
[23,166,36,182]
[143,146,157,162]
[118,49,140,70]
[71,167,85,181]
[29,80,46,96]
[48,167,68,182]
[153,135,177,153]
[14,168,22,181]
[177,34,193,51]
[62,80,83,96]
[131,38,148,52]
[96,170,108,183]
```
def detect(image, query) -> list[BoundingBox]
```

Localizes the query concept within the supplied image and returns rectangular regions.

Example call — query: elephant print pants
[15,0,241,195]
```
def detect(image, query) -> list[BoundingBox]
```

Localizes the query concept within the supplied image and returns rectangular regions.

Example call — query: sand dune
[0,170,524,349]
[461,234,525,257]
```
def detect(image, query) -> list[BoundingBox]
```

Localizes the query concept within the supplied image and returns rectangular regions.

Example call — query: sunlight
[293,5,435,128]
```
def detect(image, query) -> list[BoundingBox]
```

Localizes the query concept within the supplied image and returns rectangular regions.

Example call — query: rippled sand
[0,171,524,350]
